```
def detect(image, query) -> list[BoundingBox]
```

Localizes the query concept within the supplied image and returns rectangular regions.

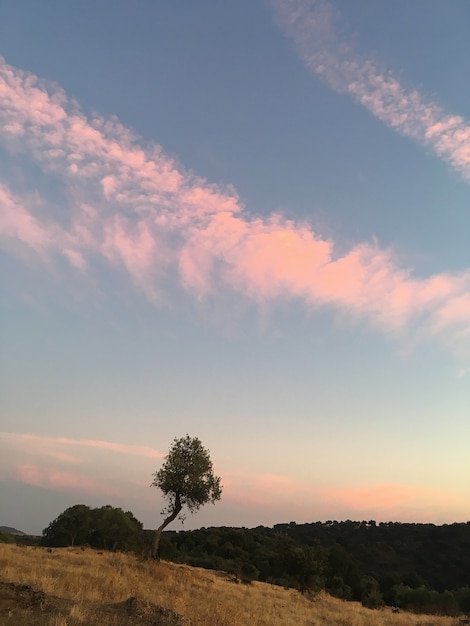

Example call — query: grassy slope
[0,544,460,626]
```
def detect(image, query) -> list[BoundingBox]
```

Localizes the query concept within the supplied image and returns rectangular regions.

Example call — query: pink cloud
[220,468,467,522]
[1,58,469,354]
[40,451,84,465]
[321,483,465,522]
[432,293,470,331]
[222,469,315,512]
[0,184,53,255]
[0,433,163,505]
[3,436,467,523]
[273,0,470,181]
[324,484,424,510]
[14,463,120,497]
[181,213,470,341]
[0,432,163,460]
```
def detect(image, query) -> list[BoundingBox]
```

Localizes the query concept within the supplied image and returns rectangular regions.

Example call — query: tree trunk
[151,495,182,560]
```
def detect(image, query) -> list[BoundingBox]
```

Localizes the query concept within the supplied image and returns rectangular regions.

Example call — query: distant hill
[0,526,25,535]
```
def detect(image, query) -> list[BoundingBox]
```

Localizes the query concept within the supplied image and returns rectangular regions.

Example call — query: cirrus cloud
[0,57,469,354]
[272,0,470,181]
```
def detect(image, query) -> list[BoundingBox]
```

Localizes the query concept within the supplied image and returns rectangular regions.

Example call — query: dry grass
[0,544,461,625]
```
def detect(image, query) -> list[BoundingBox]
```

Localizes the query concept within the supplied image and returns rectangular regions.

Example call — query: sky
[0,0,469,536]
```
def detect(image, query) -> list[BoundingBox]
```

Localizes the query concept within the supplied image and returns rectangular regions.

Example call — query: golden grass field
[0,543,462,625]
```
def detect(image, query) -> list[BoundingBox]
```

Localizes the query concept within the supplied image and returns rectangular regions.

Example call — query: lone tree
[151,435,222,559]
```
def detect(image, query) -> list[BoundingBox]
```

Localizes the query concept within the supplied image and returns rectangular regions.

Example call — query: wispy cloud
[13,463,120,497]
[320,483,469,523]
[222,469,467,523]
[1,58,469,353]
[0,432,163,460]
[272,0,470,181]
[0,432,163,504]
[1,432,466,523]
[323,483,454,512]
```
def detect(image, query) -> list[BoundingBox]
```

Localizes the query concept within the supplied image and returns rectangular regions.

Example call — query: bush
[43,504,143,552]
[360,576,384,609]
[240,562,259,582]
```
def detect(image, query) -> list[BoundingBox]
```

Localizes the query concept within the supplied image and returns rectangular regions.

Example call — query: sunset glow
[1,1,469,534]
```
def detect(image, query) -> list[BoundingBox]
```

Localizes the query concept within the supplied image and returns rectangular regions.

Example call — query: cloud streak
[13,463,120,497]
[1,433,467,524]
[0,58,469,352]
[272,0,470,181]
[0,432,163,460]
[0,432,163,507]
[221,469,467,523]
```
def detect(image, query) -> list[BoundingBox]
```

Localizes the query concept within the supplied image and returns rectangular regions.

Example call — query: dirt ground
[0,581,187,626]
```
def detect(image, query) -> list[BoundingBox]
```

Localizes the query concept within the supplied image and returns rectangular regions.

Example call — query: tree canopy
[42,504,143,551]
[43,504,92,547]
[151,434,222,558]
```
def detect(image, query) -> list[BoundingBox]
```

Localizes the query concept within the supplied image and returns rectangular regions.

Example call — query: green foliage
[39,505,470,617]
[150,435,222,559]
[325,544,360,595]
[43,504,92,547]
[240,561,259,582]
[274,520,470,602]
[278,541,324,592]
[360,576,384,609]
[0,532,15,544]
[156,521,470,615]
[42,504,143,551]
[456,587,470,616]
[392,584,459,615]
[328,576,352,600]
[157,526,326,593]
[89,505,143,551]
[152,435,222,517]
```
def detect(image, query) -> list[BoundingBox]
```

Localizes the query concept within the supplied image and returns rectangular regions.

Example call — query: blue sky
[0,0,469,535]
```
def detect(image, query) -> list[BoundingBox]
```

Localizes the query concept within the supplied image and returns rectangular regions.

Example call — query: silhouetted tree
[90,505,143,551]
[151,435,222,559]
[42,504,143,551]
[43,504,92,547]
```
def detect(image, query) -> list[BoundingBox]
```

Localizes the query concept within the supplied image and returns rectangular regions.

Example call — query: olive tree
[151,435,222,559]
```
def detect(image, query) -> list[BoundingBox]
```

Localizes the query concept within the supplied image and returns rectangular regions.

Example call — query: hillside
[0,544,461,626]
[155,521,470,614]
[35,506,470,615]
[0,526,24,535]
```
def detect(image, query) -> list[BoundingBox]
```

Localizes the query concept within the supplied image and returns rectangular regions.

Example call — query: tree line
[31,510,470,617]
[156,521,470,616]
